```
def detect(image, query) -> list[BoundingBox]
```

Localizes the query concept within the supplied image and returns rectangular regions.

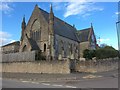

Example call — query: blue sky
[0,1,119,50]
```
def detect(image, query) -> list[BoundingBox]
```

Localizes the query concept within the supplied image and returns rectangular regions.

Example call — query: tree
[100,43,107,48]
[83,46,119,60]
[83,49,96,60]
[96,46,119,59]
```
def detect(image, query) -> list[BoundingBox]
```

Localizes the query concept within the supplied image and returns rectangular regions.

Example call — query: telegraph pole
[116,17,120,56]
[116,1,120,54]
[116,21,120,53]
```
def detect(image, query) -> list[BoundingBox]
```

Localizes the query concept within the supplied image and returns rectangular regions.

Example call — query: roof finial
[22,15,26,23]
[50,3,53,13]
[35,4,38,7]
[73,24,75,28]
[22,14,26,29]
[23,15,25,21]
[91,23,93,28]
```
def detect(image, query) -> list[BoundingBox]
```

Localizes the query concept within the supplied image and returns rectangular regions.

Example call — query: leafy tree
[83,46,119,60]
[100,43,107,48]
[83,49,96,60]
[96,46,119,59]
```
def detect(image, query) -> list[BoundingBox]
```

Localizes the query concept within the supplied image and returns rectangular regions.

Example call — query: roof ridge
[55,16,75,30]
[2,41,20,47]
[39,7,49,15]
[39,7,75,30]
[78,27,91,31]
[38,6,78,41]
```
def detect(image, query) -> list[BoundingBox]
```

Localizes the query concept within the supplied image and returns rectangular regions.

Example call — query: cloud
[97,38,110,42]
[0,31,12,38]
[115,12,120,15]
[51,2,65,11]
[0,31,16,46]
[63,1,103,18]
[0,2,13,14]
[9,40,16,43]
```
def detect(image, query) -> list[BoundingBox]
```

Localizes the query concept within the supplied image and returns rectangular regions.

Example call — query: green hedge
[83,46,119,60]
[96,46,118,59]
[83,49,96,60]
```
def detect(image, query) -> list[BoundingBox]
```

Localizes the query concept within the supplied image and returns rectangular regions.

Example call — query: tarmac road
[2,79,76,88]
[2,70,119,88]
[2,76,118,88]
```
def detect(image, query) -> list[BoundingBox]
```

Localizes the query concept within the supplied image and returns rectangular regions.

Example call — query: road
[2,70,118,88]
[2,79,74,88]
[2,75,118,88]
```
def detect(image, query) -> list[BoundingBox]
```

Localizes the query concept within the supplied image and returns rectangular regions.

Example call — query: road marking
[52,84,63,87]
[42,83,50,86]
[65,85,77,88]
[21,81,30,83]
[31,82,39,84]
[21,80,39,84]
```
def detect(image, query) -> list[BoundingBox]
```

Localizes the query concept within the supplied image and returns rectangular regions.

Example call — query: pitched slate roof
[39,8,79,42]
[77,28,91,42]
[2,41,20,47]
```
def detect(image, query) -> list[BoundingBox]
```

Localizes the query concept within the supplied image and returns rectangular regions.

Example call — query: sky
[0,1,120,50]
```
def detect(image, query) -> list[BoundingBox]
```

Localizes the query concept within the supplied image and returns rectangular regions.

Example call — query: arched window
[70,44,72,54]
[68,43,71,57]
[31,20,40,32]
[31,20,40,40]
[44,43,46,52]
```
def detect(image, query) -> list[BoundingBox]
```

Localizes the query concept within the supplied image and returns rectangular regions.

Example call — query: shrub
[35,50,46,61]
[83,49,96,60]
[83,46,119,60]
[96,46,119,59]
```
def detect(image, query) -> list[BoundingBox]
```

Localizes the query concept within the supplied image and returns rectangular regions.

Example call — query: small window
[44,43,46,52]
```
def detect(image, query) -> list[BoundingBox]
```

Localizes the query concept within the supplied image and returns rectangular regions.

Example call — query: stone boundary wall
[2,60,70,74]
[75,57,119,73]
[1,51,36,63]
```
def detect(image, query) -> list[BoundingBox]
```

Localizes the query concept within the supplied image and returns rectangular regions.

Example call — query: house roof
[2,41,20,47]
[77,28,91,42]
[39,8,79,42]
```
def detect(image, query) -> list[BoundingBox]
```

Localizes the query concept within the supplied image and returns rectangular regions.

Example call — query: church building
[2,4,97,60]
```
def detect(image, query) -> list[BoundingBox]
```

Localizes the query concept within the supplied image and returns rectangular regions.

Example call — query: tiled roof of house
[2,41,20,47]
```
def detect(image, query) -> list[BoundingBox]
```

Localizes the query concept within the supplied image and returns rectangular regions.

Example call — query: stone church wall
[2,59,70,74]
[55,34,79,60]
[1,57,118,74]
[2,51,35,63]
[80,41,89,57]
